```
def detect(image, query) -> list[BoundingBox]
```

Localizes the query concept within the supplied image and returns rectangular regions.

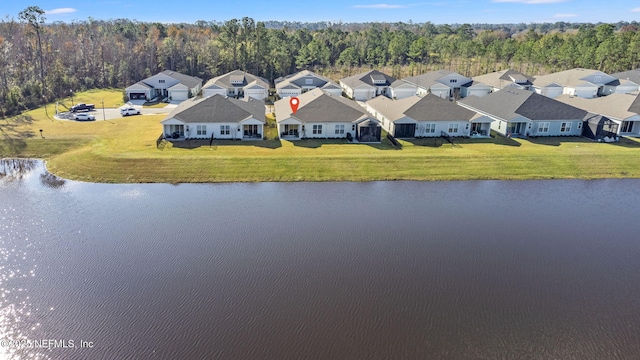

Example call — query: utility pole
[102,98,106,120]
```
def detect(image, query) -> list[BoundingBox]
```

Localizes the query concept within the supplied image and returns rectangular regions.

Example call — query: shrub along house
[160,94,265,141]
[366,94,489,138]
[125,70,202,102]
[275,88,381,142]
[458,88,587,137]
[202,70,269,101]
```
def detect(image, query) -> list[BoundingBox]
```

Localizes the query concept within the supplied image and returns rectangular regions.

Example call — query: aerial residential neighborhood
[115,66,640,145]
[5,3,640,360]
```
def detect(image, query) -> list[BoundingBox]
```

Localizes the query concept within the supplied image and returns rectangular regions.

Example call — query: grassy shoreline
[2,90,640,184]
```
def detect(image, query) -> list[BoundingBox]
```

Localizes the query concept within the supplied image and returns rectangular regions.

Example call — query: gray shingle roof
[275,70,339,90]
[628,93,640,114]
[275,88,369,123]
[340,70,397,89]
[367,95,418,121]
[611,68,640,85]
[367,94,476,122]
[473,69,534,88]
[164,94,265,123]
[405,94,477,121]
[402,70,471,89]
[161,70,203,89]
[203,70,269,90]
[533,68,611,87]
[555,93,640,121]
[459,87,587,121]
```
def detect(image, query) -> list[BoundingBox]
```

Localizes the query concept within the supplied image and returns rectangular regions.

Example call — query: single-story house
[366,94,490,138]
[340,70,402,101]
[472,69,535,92]
[202,70,269,101]
[275,70,342,97]
[532,68,618,99]
[160,94,265,141]
[125,70,203,102]
[610,69,640,93]
[401,70,485,99]
[275,88,381,142]
[555,93,640,137]
[458,88,587,137]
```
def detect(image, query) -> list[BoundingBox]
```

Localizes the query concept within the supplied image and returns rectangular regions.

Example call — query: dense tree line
[1,6,640,117]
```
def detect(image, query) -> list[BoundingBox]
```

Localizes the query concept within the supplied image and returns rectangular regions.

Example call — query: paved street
[54,105,172,121]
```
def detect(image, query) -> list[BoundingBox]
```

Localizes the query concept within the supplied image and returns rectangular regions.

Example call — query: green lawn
[58,88,127,110]
[2,89,640,183]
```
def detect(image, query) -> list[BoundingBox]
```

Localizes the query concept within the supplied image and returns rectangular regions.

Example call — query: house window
[538,122,550,133]
[425,123,436,134]
[313,125,322,134]
[498,122,501,130]
[305,78,313,85]
[335,124,345,135]
[621,121,634,133]
[159,79,165,83]
[352,124,356,131]
[448,123,459,133]
[560,122,572,133]
[577,122,582,129]
[220,125,230,135]
[449,79,457,83]
[593,75,601,83]
[196,125,207,136]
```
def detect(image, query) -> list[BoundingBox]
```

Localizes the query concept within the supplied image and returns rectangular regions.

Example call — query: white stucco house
[202,70,269,101]
[458,88,588,137]
[555,93,640,137]
[366,94,490,138]
[275,70,342,97]
[161,94,265,141]
[125,70,202,102]
[275,88,381,142]
[340,70,408,101]
[532,68,619,99]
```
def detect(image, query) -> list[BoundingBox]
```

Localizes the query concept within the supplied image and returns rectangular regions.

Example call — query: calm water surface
[1,159,640,359]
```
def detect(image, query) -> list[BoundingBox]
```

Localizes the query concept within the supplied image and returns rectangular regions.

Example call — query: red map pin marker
[290,97,300,114]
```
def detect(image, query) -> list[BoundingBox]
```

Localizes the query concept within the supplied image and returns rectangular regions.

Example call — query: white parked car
[74,113,95,121]
[120,107,141,116]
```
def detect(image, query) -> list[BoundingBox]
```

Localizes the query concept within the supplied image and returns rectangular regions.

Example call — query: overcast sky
[4,0,640,24]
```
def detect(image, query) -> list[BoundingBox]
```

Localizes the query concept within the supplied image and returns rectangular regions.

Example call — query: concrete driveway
[55,105,172,121]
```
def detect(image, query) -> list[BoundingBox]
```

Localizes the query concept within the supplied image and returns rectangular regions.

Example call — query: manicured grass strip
[2,89,640,183]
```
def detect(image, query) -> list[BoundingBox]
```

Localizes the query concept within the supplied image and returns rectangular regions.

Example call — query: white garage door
[170,90,188,101]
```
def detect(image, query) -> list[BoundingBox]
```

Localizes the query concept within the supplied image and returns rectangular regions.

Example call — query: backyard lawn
[2,89,640,183]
